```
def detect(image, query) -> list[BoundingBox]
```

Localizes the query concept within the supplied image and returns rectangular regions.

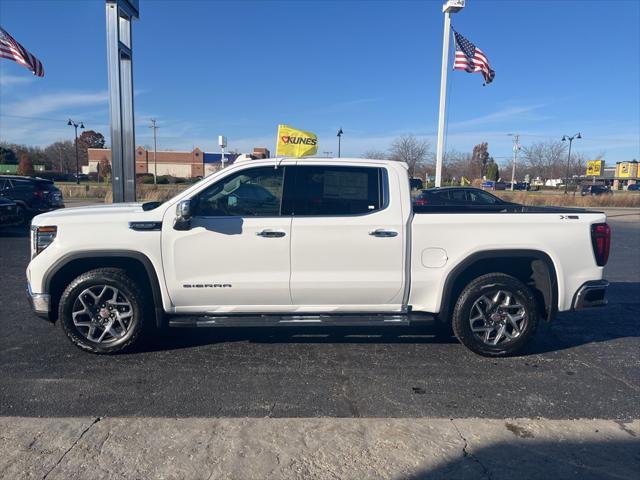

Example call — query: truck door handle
[369,229,398,238]
[256,229,286,238]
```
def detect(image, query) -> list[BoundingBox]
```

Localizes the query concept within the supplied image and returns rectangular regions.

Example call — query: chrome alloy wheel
[71,285,134,343]
[469,289,527,346]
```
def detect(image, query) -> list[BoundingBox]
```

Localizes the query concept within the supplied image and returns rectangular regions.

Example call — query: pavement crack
[339,367,360,417]
[576,359,640,393]
[42,416,101,480]
[615,420,637,437]
[450,419,493,480]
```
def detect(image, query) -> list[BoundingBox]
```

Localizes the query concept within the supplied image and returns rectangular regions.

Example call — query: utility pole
[435,0,465,188]
[150,119,158,185]
[323,151,333,158]
[508,133,520,191]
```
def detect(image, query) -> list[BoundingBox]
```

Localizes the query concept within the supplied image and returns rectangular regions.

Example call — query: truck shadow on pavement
[137,282,639,356]
[402,438,639,480]
[0,226,30,237]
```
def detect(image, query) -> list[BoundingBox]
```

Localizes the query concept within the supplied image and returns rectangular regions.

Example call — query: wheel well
[47,254,163,326]
[440,252,557,324]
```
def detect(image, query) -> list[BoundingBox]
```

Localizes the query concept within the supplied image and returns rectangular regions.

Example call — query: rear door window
[284,166,384,216]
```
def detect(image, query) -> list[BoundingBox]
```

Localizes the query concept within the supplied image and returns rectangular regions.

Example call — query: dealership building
[581,160,639,189]
[85,146,270,178]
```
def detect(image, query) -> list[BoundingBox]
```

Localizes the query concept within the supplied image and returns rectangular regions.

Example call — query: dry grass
[58,184,109,199]
[495,191,640,208]
[103,184,188,203]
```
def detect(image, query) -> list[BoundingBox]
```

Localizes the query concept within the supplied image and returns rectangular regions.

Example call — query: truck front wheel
[58,268,147,354]
[452,273,538,357]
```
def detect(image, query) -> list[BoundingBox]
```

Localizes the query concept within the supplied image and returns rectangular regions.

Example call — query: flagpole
[435,0,465,188]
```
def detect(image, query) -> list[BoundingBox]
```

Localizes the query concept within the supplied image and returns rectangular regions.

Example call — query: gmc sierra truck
[27,157,610,356]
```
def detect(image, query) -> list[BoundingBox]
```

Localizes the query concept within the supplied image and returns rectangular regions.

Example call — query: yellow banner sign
[276,124,318,158]
[586,160,604,176]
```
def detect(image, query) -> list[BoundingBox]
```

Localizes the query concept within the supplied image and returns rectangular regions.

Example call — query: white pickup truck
[27,157,610,356]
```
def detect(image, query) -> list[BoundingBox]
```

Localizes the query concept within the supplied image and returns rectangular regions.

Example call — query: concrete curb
[1,417,638,479]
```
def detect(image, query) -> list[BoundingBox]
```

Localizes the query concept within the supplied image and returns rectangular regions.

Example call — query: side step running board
[168,313,435,328]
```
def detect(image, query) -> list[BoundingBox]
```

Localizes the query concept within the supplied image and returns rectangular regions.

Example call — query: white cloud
[2,90,108,117]
[0,73,34,87]
[448,104,549,130]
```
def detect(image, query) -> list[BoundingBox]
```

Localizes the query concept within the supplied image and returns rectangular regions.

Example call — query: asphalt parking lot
[0,209,638,420]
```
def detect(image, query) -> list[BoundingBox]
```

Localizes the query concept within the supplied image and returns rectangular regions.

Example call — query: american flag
[0,26,44,77]
[453,30,494,85]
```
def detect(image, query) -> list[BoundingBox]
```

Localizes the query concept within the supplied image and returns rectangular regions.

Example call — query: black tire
[59,268,147,354]
[15,205,27,226]
[452,273,538,357]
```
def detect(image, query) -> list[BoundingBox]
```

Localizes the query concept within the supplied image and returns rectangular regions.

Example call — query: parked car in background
[581,184,612,196]
[0,196,21,228]
[409,178,424,190]
[627,184,640,191]
[0,175,64,225]
[413,187,514,207]
[505,182,531,191]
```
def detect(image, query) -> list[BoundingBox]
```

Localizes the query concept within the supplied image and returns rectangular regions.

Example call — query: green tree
[486,158,500,181]
[0,145,18,164]
[471,142,491,179]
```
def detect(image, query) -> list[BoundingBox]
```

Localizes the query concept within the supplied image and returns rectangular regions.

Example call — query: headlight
[31,225,57,258]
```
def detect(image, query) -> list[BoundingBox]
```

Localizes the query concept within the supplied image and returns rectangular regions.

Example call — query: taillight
[591,223,611,266]
[33,190,44,198]
[415,197,427,206]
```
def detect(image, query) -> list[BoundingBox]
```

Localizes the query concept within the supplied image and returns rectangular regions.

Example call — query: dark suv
[0,175,64,225]
[581,184,612,196]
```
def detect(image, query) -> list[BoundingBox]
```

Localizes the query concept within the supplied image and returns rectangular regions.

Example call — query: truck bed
[413,204,600,214]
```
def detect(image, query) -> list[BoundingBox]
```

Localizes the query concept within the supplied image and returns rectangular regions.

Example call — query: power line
[0,113,68,123]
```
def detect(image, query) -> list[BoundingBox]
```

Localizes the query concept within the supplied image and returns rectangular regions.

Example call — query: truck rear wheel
[58,268,147,354]
[452,273,538,357]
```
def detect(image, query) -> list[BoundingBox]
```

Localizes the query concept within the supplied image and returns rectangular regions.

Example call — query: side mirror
[174,199,192,230]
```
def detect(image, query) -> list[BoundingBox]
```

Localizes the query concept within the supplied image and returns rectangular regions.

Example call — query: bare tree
[44,141,76,173]
[362,150,387,160]
[522,140,567,181]
[442,150,472,181]
[388,135,431,178]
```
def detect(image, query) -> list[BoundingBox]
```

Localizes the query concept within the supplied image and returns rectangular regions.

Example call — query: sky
[0,0,639,166]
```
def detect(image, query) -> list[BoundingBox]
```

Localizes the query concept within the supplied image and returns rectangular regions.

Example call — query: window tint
[468,190,498,204]
[449,190,468,202]
[192,166,284,217]
[286,166,383,216]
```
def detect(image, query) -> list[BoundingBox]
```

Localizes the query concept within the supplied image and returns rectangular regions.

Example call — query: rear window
[284,166,384,216]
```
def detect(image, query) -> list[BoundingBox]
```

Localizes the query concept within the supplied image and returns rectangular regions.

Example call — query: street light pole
[337,128,343,158]
[67,119,84,184]
[562,132,581,194]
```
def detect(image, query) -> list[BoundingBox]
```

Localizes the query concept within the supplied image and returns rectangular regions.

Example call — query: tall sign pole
[435,0,465,188]
[106,0,139,202]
